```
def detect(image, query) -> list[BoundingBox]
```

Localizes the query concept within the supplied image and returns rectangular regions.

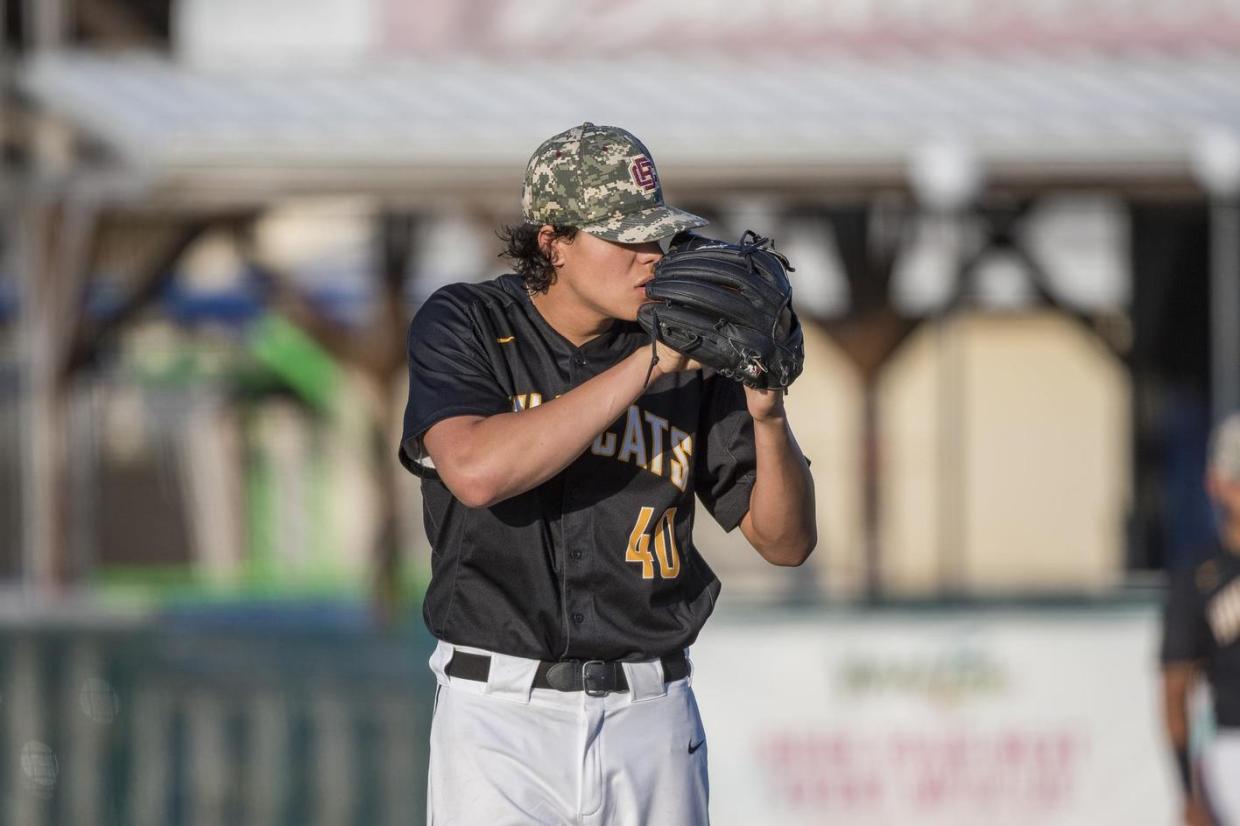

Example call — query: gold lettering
[597,405,692,491]
[511,392,545,412]
[653,506,681,578]
[592,430,617,457]
[625,506,657,579]
[644,411,669,478]
[617,405,648,469]
[669,427,692,491]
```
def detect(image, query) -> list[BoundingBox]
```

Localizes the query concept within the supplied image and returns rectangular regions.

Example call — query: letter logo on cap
[630,156,658,192]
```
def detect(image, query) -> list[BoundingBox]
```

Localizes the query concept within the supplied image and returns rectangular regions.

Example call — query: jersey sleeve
[692,373,757,532]
[1160,566,1210,665]
[399,287,510,475]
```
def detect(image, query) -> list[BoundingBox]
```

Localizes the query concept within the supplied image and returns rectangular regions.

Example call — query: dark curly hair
[498,223,578,294]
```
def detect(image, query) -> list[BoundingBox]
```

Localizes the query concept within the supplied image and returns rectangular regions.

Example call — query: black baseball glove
[637,230,804,390]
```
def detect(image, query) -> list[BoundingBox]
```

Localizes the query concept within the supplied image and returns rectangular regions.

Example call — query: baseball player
[399,122,816,825]
[1162,412,1240,826]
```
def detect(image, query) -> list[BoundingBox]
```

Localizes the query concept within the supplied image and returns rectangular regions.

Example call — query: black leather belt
[446,650,689,697]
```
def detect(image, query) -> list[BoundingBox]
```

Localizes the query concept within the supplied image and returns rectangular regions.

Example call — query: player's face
[555,230,664,322]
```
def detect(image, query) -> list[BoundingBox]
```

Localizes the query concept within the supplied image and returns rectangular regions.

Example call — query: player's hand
[653,340,702,375]
[744,384,786,422]
[1184,799,1213,826]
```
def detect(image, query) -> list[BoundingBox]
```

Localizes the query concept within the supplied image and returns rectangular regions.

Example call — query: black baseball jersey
[1161,546,1240,728]
[399,274,758,662]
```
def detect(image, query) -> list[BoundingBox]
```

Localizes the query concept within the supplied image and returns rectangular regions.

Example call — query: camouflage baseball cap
[521,122,708,243]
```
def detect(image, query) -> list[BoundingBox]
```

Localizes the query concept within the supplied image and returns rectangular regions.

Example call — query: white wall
[880,312,1130,595]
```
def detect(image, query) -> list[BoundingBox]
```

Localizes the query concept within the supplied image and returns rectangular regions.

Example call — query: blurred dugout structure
[0,0,1239,823]
[5,0,1240,599]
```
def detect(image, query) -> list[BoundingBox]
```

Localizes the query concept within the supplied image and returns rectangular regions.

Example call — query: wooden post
[25,0,65,50]
[18,0,88,592]
[18,198,98,592]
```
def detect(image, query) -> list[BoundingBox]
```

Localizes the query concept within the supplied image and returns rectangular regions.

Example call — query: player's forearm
[742,415,816,566]
[1162,667,1201,812]
[441,349,659,507]
[1162,668,1193,748]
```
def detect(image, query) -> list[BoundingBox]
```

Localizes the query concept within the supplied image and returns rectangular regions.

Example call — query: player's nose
[635,241,663,263]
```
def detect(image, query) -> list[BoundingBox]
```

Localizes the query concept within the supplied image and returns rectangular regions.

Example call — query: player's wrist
[751,412,788,428]
[653,341,699,374]
[626,346,666,392]
[631,342,693,388]
[746,385,788,423]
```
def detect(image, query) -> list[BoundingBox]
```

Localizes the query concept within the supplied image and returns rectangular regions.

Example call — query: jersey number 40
[625,506,682,580]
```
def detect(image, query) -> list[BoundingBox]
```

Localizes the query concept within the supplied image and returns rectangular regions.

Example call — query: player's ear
[538,225,564,268]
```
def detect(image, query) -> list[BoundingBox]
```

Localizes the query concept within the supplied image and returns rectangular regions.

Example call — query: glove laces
[642,306,661,388]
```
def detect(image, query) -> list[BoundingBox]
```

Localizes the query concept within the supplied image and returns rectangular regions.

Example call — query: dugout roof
[18,49,1240,205]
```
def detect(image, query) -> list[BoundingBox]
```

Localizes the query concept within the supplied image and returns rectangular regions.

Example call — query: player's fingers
[654,340,701,373]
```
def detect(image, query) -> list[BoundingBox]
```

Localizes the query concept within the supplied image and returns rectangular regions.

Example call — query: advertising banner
[690,609,1179,826]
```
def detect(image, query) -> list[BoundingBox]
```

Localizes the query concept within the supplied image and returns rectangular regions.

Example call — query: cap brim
[579,204,708,244]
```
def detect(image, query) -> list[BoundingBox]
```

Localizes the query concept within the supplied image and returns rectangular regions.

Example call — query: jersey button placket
[561,347,579,648]
[563,350,590,649]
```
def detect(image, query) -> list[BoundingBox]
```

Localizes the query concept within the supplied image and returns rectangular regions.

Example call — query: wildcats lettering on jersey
[508,394,693,491]
[592,403,692,491]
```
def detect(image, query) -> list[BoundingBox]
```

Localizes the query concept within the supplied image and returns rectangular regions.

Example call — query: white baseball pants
[426,641,710,826]
[1204,730,1240,825]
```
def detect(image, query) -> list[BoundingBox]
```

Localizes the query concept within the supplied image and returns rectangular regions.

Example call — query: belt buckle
[581,660,610,697]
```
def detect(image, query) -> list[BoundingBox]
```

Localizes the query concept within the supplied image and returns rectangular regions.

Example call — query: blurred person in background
[397,122,815,824]
[1162,412,1240,826]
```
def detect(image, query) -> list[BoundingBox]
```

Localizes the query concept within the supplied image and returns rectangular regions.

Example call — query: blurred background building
[1,0,1237,823]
